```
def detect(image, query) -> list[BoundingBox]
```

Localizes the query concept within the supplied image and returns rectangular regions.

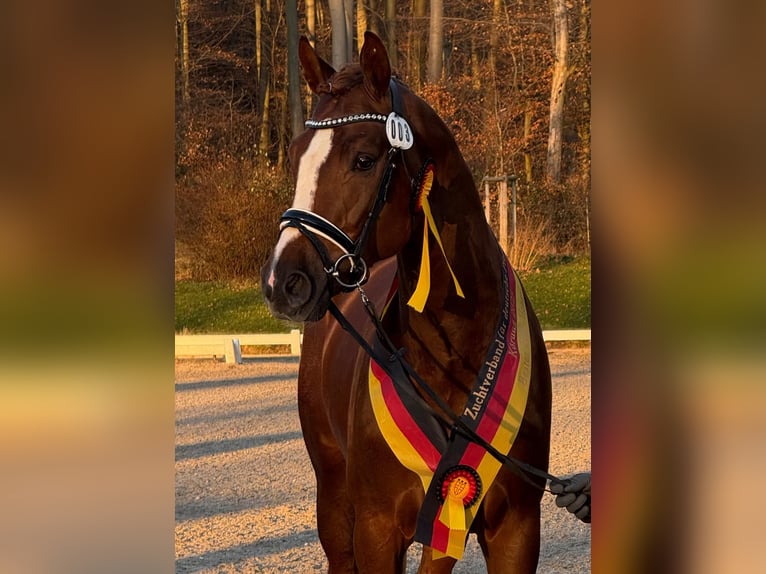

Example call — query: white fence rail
[175,329,303,364]
[541,329,591,342]
[175,329,589,364]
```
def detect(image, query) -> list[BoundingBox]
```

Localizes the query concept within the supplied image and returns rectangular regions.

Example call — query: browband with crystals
[306,110,413,151]
[304,80,414,150]
[305,113,387,129]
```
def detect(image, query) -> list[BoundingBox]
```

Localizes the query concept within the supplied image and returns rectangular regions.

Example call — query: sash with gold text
[368,258,532,560]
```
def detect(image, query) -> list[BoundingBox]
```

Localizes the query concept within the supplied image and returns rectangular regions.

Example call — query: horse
[261,32,552,573]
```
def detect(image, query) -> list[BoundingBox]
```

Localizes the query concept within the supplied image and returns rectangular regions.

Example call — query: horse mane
[317,64,404,97]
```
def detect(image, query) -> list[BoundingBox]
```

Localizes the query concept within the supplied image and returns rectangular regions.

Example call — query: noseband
[279,80,413,291]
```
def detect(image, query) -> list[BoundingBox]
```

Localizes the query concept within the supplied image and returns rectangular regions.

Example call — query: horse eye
[354,155,375,171]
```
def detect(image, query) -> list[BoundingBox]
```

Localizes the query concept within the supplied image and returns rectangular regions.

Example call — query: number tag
[386,113,414,150]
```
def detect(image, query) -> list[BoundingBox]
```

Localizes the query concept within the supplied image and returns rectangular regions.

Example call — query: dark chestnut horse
[261,32,551,573]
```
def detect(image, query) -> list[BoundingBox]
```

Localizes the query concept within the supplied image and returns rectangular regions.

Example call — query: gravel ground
[175,348,591,573]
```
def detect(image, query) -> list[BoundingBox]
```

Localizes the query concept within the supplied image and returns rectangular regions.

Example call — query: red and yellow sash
[368,258,532,560]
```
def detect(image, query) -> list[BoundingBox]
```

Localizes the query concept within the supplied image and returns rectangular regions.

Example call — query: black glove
[550,472,591,523]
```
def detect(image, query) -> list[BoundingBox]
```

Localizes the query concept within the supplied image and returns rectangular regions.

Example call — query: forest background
[175,0,590,281]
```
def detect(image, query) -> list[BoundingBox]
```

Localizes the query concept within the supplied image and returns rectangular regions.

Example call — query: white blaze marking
[293,128,334,209]
[269,129,334,280]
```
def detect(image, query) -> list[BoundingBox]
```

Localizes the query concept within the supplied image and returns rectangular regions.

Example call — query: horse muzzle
[260,253,331,323]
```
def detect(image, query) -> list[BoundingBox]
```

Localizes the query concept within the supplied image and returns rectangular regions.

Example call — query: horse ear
[299,36,336,94]
[360,31,391,101]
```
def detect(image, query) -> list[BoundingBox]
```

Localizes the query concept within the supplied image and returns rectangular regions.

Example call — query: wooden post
[499,178,508,255]
[232,339,243,363]
[289,329,302,356]
[223,338,237,364]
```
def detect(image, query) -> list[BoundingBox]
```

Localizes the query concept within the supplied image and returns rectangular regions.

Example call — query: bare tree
[257,0,273,158]
[367,0,380,36]
[178,0,190,107]
[546,0,569,183]
[412,0,427,87]
[329,0,351,68]
[524,101,534,183]
[489,0,504,171]
[286,0,304,139]
[344,0,355,59]
[255,0,262,78]
[356,1,368,55]
[427,0,443,83]
[385,0,397,68]
[175,0,592,263]
[305,0,317,109]
[306,0,316,45]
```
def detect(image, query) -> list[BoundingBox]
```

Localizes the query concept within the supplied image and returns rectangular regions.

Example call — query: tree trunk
[286,0,304,139]
[306,0,316,45]
[546,0,569,184]
[179,0,190,107]
[258,80,271,158]
[412,0,426,88]
[385,0,397,68]
[578,0,591,247]
[255,0,262,77]
[489,0,503,172]
[426,0,443,83]
[306,0,316,111]
[488,0,501,79]
[258,0,273,159]
[329,0,350,68]
[344,0,355,59]
[367,0,380,36]
[317,0,326,28]
[470,36,480,89]
[277,90,287,171]
[356,1,368,55]
[524,102,533,183]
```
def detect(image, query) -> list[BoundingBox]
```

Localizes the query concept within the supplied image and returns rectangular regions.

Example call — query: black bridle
[279,80,412,291]
[280,146,398,290]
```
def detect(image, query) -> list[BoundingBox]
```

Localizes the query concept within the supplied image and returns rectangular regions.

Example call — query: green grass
[518,255,591,330]
[175,280,299,334]
[175,256,590,333]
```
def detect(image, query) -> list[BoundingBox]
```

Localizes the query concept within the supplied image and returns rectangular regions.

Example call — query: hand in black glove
[550,472,591,523]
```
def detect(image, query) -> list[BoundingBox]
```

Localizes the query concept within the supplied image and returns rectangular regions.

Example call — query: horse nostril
[283,271,312,307]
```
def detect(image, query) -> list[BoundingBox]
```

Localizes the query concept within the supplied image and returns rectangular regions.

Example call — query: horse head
[261,32,415,322]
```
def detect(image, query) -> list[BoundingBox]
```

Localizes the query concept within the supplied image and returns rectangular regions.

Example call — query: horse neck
[393,98,506,389]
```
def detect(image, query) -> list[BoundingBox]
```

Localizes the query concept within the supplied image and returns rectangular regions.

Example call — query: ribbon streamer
[439,495,467,532]
[407,164,464,312]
